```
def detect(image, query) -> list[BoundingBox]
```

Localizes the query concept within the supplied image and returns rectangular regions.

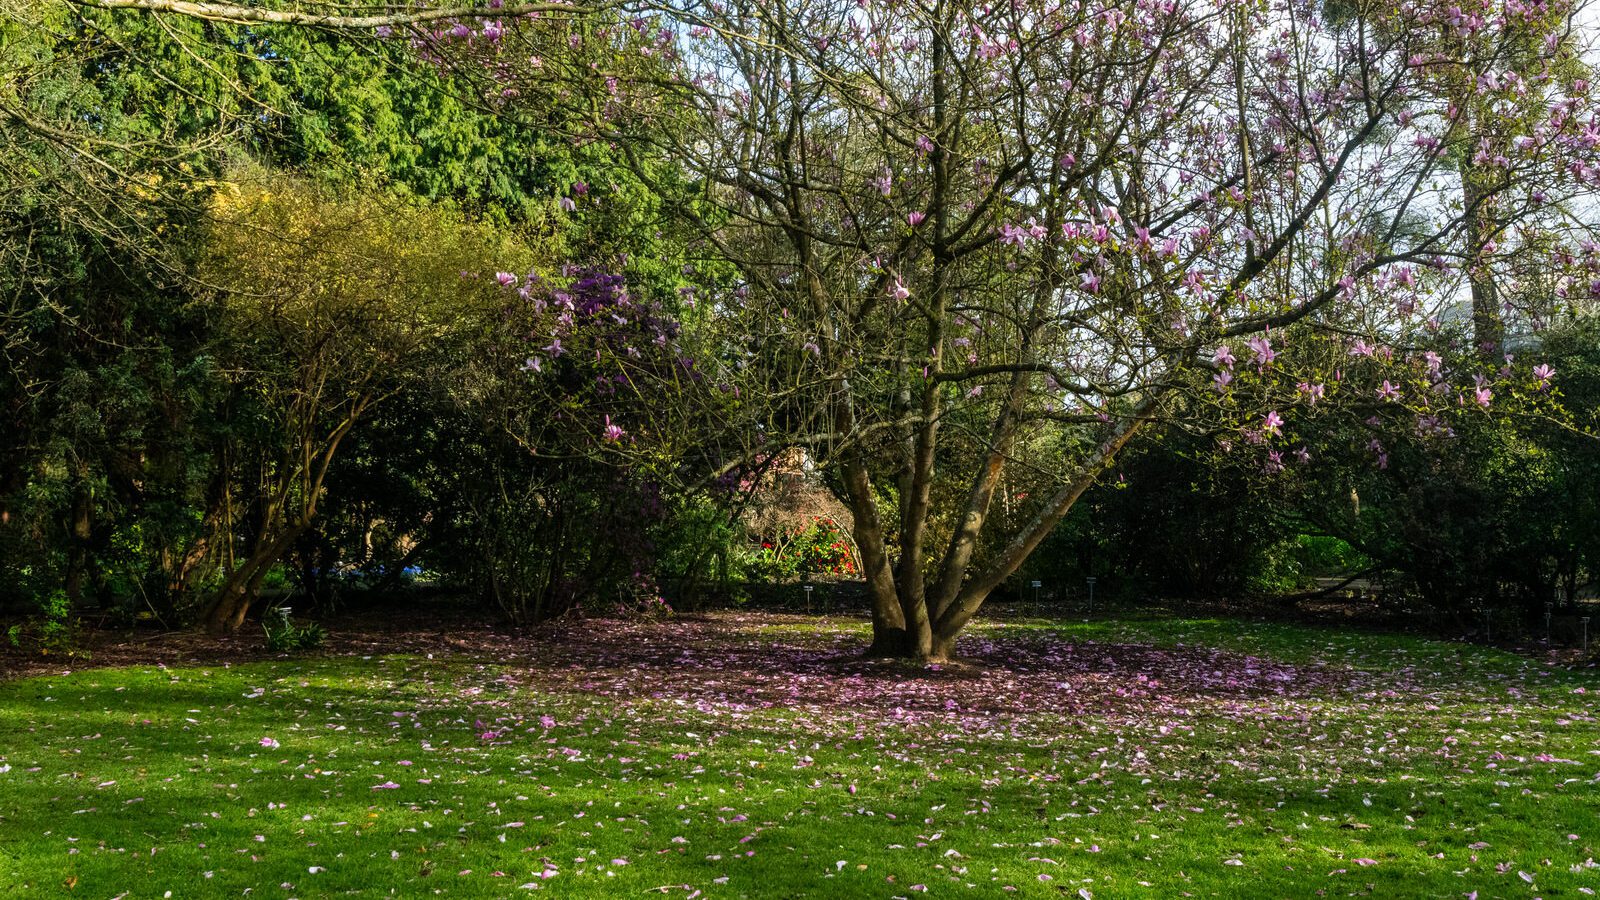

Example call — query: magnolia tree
[490,0,1594,658]
[294,0,1600,658]
[96,0,1600,657]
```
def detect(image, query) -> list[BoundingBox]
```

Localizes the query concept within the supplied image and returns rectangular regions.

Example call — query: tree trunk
[204,573,254,635]
[1459,128,1503,356]
[842,457,909,655]
[63,474,94,607]
[1464,208,1502,355]
[927,629,957,663]
[856,404,1154,661]
[899,593,934,658]
[203,526,305,634]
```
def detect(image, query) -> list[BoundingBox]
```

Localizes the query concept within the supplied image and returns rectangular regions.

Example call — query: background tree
[4,0,690,635]
[193,174,534,632]
[0,0,226,630]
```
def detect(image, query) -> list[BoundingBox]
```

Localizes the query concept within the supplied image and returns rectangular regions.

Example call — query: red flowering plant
[789,518,860,577]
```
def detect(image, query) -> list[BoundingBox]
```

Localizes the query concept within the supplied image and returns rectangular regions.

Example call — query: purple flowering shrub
[1166,311,1599,616]
[449,265,746,622]
[493,265,688,451]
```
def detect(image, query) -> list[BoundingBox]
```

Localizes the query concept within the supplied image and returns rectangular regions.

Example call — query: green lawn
[0,612,1596,898]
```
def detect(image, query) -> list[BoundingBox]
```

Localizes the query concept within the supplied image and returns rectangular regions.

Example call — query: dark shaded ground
[0,600,502,681]
[503,612,1376,733]
[3,586,1592,684]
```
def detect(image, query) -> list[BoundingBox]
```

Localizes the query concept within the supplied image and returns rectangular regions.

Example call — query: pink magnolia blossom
[1265,449,1284,474]
[1246,335,1275,368]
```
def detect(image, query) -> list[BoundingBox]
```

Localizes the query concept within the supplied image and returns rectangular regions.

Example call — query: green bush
[5,589,84,658]
[262,607,327,653]
[739,542,799,581]
[1294,535,1369,576]
[1244,539,1310,595]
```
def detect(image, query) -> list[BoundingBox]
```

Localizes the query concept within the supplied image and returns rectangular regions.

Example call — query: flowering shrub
[443,265,732,623]
[744,542,800,582]
[789,520,858,577]
[744,519,858,580]
[608,577,674,620]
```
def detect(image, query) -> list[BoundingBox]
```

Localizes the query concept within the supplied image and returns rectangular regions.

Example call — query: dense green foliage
[1021,317,1600,626]
[0,3,716,640]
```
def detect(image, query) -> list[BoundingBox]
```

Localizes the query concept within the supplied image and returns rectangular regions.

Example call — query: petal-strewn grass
[1,611,1596,898]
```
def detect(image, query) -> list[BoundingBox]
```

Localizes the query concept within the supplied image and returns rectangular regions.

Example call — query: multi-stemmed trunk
[204,524,308,634]
[202,396,368,634]
[845,405,1151,661]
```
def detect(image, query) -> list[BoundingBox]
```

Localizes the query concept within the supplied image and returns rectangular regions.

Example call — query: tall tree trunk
[62,481,94,608]
[166,479,227,609]
[1459,119,1503,356]
[842,457,908,655]
[927,352,1033,627]
[1463,177,1502,355]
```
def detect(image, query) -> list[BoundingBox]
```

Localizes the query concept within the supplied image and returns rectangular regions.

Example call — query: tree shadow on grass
[511,612,1376,723]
